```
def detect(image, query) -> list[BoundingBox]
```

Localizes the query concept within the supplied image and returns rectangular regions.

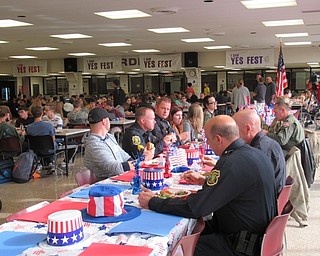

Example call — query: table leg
[64,142,68,176]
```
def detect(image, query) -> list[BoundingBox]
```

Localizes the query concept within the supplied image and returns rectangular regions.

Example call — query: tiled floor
[0,149,319,255]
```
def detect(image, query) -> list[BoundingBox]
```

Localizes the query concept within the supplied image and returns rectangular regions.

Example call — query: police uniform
[267,114,305,151]
[152,115,174,154]
[122,122,156,158]
[148,139,277,256]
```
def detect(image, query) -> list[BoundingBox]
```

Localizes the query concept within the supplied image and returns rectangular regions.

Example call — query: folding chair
[6,201,50,222]
[171,217,205,256]
[277,176,294,215]
[75,168,97,186]
[260,201,293,256]
[0,136,22,160]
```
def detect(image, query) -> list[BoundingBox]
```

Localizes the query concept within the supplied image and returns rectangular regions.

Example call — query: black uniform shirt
[122,122,156,158]
[149,138,277,235]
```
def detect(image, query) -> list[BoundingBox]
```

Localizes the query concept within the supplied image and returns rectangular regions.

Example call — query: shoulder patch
[132,136,141,145]
[206,170,220,186]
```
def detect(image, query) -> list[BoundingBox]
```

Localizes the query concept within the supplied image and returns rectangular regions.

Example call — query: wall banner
[83,56,122,73]
[139,53,181,71]
[13,60,47,77]
[226,49,274,69]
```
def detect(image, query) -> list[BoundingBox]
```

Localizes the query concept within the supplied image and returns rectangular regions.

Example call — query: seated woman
[168,105,189,144]
[182,103,204,143]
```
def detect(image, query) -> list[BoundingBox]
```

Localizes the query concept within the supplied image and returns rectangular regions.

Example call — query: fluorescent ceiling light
[68,52,96,56]
[0,19,33,28]
[275,32,308,38]
[307,62,319,65]
[132,69,141,71]
[204,45,231,50]
[214,65,226,68]
[241,0,297,9]
[95,9,150,19]
[9,55,37,59]
[132,49,160,53]
[181,38,214,43]
[0,73,9,76]
[50,33,92,39]
[0,40,9,44]
[262,19,304,27]
[26,47,59,51]
[99,42,132,47]
[116,71,125,74]
[148,27,189,33]
[284,41,311,46]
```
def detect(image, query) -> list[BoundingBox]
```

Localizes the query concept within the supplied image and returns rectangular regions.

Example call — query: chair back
[0,136,22,158]
[171,218,205,256]
[75,168,97,186]
[6,201,50,222]
[261,201,293,256]
[27,135,55,156]
[277,176,294,215]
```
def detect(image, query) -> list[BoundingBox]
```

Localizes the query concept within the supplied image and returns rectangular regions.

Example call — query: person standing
[203,82,210,96]
[233,109,286,195]
[139,115,277,256]
[265,76,276,107]
[230,79,250,112]
[253,77,266,103]
[203,95,217,125]
[112,79,126,107]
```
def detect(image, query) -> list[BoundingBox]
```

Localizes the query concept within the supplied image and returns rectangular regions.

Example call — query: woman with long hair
[183,103,204,142]
[168,105,189,143]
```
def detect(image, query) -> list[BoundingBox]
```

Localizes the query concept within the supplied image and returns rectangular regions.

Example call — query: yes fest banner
[139,53,181,71]
[83,56,122,73]
[13,60,47,77]
[226,49,274,69]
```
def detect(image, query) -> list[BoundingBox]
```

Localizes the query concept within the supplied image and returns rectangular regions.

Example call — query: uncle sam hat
[81,185,141,223]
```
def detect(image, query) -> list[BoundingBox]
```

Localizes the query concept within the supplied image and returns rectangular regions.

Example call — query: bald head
[204,115,239,156]
[233,109,261,144]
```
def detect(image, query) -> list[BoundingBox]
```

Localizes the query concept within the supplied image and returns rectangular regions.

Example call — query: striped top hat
[47,210,84,247]
[81,185,141,223]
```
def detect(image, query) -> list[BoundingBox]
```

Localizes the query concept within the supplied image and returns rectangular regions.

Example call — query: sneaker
[45,168,55,175]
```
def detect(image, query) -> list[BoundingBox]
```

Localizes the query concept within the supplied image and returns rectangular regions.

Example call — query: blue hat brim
[80,205,141,223]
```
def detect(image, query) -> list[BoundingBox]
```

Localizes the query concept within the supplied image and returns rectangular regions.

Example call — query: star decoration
[78,230,84,239]
[35,224,46,229]
[51,236,59,244]
[152,181,157,187]
[71,233,78,242]
[146,181,150,188]
[61,235,69,244]
[99,225,107,231]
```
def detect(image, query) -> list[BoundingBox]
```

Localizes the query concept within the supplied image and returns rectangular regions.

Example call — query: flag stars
[61,235,69,244]
[71,233,78,242]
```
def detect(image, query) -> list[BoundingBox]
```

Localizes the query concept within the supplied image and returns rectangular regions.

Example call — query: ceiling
[0,0,320,61]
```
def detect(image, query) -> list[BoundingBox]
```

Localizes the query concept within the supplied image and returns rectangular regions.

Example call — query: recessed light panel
[275,33,308,38]
[95,9,151,19]
[99,43,132,47]
[284,41,311,46]
[241,0,297,9]
[26,47,59,51]
[68,53,96,56]
[132,49,160,53]
[148,27,189,33]
[0,40,9,44]
[9,55,37,59]
[50,34,92,39]
[181,38,214,43]
[0,19,33,28]
[204,45,231,49]
[262,19,304,27]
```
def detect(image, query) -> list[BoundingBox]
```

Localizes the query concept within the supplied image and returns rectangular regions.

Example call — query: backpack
[0,158,14,182]
[12,150,38,183]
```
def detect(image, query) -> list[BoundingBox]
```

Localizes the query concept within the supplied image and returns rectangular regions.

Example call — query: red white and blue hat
[143,168,164,191]
[81,185,141,223]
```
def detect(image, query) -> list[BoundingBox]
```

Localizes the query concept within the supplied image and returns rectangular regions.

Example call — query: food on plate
[157,189,190,199]
[146,142,154,150]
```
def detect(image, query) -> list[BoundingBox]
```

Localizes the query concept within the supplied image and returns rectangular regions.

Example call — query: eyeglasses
[208,101,216,105]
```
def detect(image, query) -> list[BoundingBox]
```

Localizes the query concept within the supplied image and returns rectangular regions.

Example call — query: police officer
[152,97,177,154]
[139,115,277,256]
[122,107,156,159]
[266,97,304,154]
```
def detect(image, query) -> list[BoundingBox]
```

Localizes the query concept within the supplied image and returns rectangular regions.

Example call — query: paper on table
[111,170,142,182]
[79,243,153,256]
[108,210,183,237]
[69,184,132,199]
[0,231,46,256]
[10,200,87,223]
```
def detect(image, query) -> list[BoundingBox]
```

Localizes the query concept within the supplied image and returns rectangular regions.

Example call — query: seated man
[43,104,63,128]
[67,99,88,126]
[14,106,34,128]
[26,106,56,174]
[152,97,177,155]
[122,107,156,159]
[233,109,286,195]
[139,115,277,256]
[266,97,305,154]
[82,108,134,181]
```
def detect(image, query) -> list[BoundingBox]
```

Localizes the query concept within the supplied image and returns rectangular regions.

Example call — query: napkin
[108,210,183,236]
[79,243,153,256]
[111,170,142,182]
[9,200,87,223]
[0,231,46,256]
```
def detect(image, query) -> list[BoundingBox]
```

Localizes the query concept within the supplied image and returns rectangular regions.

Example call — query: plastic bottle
[190,160,200,172]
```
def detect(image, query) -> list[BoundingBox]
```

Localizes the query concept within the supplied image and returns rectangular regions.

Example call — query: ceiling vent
[150,7,178,15]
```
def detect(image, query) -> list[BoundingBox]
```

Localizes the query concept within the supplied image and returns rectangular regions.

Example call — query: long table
[0,174,198,255]
[110,119,135,133]
[55,128,90,176]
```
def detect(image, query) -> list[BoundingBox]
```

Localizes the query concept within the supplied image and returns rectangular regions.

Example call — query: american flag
[276,42,288,97]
